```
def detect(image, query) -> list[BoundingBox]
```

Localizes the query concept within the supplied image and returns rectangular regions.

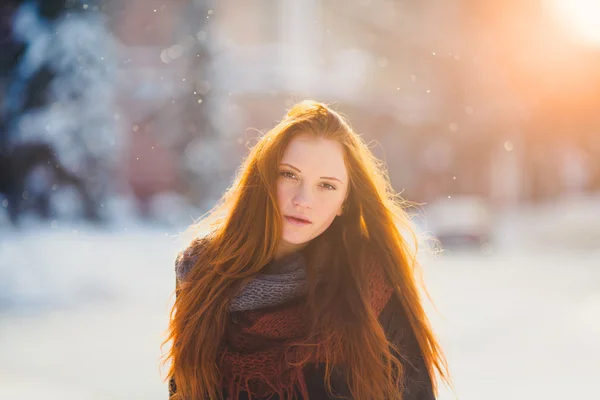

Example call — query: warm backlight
[547,0,600,46]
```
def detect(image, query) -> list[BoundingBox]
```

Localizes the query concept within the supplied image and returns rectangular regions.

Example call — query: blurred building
[106,0,600,210]
[209,0,500,205]
[109,0,221,212]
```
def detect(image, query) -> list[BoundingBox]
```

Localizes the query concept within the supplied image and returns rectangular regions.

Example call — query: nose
[292,185,313,209]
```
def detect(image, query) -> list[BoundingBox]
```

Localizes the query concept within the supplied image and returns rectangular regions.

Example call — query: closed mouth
[285,215,312,224]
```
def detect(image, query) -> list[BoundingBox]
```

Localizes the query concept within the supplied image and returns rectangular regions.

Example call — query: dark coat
[168,291,435,400]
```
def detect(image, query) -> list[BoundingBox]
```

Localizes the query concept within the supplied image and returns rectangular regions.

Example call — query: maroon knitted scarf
[218,263,394,399]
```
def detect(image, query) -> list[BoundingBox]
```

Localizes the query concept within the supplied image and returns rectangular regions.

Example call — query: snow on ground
[424,250,600,400]
[0,198,599,399]
[0,222,187,400]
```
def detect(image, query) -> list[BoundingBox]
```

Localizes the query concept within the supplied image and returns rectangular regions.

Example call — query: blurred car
[424,195,493,247]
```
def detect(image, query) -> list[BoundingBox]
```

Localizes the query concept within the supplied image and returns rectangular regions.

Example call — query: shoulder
[378,294,421,359]
[378,295,435,399]
[174,235,211,282]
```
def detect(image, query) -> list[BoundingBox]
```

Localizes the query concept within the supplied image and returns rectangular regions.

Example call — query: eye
[320,182,336,191]
[280,171,297,180]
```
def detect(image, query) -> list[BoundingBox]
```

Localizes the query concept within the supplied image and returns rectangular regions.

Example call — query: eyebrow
[280,163,344,183]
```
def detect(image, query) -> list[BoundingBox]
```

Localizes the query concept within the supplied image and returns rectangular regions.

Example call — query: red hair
[161,100,450,399]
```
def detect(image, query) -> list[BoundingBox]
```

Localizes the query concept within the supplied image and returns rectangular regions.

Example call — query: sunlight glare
[547,0,600,46]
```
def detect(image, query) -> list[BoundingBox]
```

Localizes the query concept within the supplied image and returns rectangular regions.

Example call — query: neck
[273,240,307,261]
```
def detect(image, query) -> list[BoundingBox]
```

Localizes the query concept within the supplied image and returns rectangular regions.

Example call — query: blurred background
[1,0,599,399]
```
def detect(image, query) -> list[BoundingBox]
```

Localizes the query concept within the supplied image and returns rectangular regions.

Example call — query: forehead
[281,134,348,179]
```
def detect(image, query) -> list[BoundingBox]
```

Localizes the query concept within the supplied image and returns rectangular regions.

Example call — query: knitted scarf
[218,251,394,399]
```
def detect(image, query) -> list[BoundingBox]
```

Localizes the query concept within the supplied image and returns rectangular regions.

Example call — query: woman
[162,100,450,399]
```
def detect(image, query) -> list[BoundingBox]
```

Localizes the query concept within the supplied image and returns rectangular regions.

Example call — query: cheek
[306,205,339,239]
[313,197,343,224]
[276,181,292,207]
[320,213,337,229]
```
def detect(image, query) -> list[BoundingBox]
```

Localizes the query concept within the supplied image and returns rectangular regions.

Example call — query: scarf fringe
[224,364,308,400]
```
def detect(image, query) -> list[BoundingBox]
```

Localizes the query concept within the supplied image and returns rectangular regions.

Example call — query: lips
[285,215,312,225]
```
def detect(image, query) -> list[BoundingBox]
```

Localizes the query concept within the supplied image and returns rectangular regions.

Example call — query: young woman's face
[276,133,349,254]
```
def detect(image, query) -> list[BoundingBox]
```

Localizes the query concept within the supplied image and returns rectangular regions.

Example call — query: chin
[281,232,312,245]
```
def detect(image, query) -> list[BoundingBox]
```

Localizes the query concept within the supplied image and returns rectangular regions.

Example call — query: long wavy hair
[161,100,450,399]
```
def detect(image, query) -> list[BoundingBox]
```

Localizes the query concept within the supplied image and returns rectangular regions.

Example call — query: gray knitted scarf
[175,249,308,312]
[229,251,307,312]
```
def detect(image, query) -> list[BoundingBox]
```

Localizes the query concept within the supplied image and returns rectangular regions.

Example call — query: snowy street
[2,1,600,399]
[428,251,600,400]
[1,213,599,400]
